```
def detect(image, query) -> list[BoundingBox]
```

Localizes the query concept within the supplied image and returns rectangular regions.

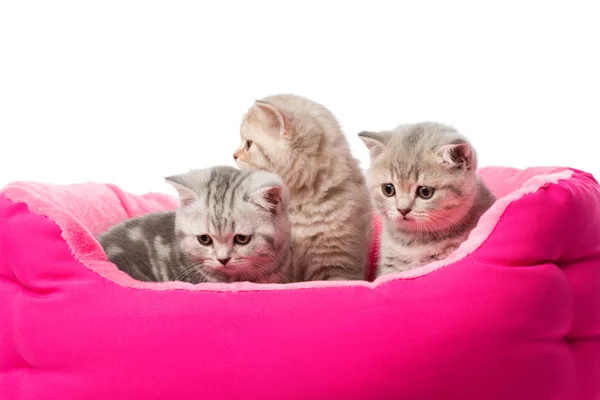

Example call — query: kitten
[234,94,372,281]
[359,122,495,276]
[98,166,293,284]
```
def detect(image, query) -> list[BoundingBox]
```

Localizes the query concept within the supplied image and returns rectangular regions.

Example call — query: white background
[1,1,598,195]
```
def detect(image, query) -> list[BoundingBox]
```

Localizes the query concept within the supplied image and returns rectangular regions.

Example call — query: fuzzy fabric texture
[0,167,599,400]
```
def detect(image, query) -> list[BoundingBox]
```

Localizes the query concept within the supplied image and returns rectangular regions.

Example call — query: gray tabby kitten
[359,122,495,276]
[98,166,293,284]
[234,94,372,281]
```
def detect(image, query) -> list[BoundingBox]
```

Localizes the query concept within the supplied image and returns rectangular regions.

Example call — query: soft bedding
[0,166,599,400]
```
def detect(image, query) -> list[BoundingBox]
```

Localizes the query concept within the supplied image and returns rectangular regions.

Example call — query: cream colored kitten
[234,94,371,281]
[359,122,495,276]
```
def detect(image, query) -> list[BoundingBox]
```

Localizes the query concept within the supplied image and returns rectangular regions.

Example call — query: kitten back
[235,94,372,281]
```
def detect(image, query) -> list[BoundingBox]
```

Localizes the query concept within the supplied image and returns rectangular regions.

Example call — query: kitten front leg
[376,256,417,277]
[421,241,461,265]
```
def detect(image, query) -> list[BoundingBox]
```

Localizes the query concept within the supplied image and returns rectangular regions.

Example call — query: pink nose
[398,208,411,217]
[218,258,231,266]
[233,154,238,161]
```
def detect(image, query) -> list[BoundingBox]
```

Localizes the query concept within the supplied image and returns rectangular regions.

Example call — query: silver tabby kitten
[359,122,495,276]
[98,166,293,284]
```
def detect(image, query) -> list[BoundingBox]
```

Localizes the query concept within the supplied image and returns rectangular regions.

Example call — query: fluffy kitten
[98,166,293,284]
[234,94,372,281]
[359,122,495,276]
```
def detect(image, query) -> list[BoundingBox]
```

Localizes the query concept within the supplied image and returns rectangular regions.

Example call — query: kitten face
[176,201,284,280]
[234,114,288,172]
[166,167,290,282]
[234,95,325,182]
[360,122,478,234]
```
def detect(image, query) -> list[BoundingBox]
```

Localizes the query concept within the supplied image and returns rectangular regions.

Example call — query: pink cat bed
[1,167,599,400]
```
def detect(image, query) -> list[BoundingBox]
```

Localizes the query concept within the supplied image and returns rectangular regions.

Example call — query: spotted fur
[98,166,293,284]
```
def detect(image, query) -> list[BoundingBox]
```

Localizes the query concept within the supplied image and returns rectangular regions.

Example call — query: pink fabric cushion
[1,166,599,400]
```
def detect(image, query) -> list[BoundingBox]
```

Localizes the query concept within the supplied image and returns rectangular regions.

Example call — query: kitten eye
[417,186,435,199]
[381,184,396,197]
[197,235,213,246]
[234,234,252,245]
[245,140,253,150]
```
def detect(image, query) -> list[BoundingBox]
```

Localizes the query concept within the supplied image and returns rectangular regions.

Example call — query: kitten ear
[358,131,387,160]
[438,142,477,170]
[248,185,285,213]
[254,100,290,138]
[164,176,198,207]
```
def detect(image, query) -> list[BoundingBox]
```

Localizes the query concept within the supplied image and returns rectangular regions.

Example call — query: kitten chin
[359,122,495,276]
[234,94,372,282]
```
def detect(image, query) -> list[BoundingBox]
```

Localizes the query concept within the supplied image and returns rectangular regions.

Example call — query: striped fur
[359,122,496,276]
[235,94,371,282]
[98,166,293,284]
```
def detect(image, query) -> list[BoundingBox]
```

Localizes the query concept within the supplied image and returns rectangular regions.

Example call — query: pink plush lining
[0,167,575,291]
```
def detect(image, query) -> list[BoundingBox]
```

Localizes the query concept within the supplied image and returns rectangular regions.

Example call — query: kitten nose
[233,154,238,161]
[217,258,231,266]
[398,208,412,217]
